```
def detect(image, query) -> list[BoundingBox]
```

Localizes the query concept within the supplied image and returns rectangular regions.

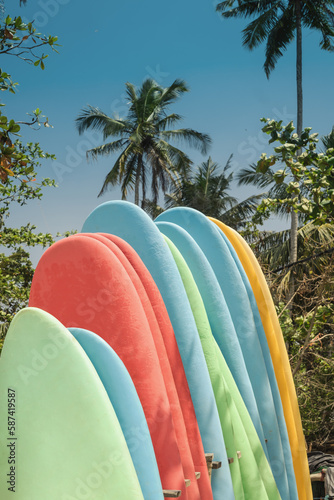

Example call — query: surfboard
[160,230,281,500]
[0,307,144,500]
[209,219,312,500]
[81,200,233,500]
[77,232,202,500]
[156,221,263,439]
[208,218,298,500]
[92,232,213,500]
[156,207,290,499]
[69,327,164,500]
[29,235,187,498]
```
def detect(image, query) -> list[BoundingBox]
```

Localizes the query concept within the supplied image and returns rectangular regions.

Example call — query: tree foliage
[255,119,334,226]
[216,0,334,277]
[0,12,58,345]
[215,1,334,78]
[247,119,334,451]
[164,155,262,230]
[269,252,334,451]
[76,79,211,206]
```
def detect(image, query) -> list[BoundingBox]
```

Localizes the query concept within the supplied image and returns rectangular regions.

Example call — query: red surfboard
[78,232,203,500]
[29,235,187,498]
[100,233,213,500]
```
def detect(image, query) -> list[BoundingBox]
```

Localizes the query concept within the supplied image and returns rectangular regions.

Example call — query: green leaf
[273,169,286,184]
[11,124,20,134]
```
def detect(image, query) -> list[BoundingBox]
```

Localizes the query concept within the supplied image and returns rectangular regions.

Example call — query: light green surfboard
[0,307,145,500]
[162,235,282,500]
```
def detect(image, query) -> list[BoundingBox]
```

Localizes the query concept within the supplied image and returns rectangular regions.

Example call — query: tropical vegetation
[216,0,334,269]
[75,79,211,207]
[0,12,58,349]
[247,119,334,451]
[164,155,262,231]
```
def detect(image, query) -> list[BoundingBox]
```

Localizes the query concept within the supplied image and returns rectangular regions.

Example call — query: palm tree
[75,79,211,207]
[236,163,290,208]
[322,125,334,150]
[216,1,334,265]
[165,156,262,230]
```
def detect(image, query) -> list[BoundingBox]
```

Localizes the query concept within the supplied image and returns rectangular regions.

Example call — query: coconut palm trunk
[134,158,142,206]
[291,0,303,266]
[288,0,303,300]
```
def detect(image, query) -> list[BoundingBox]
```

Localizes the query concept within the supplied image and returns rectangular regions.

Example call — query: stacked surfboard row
[0,201,312,500]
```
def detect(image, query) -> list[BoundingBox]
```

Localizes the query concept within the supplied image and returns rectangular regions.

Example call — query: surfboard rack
[205,453,214,480]
[205,452,222,481]
[163,490,182,498]
[227,452,241,464]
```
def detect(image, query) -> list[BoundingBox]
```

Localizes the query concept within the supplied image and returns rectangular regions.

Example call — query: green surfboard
[0,307,144,500]
[162,234,282,500]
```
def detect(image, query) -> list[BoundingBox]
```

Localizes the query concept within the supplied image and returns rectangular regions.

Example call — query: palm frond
[236,163,275,188]
[121,155,139,200]
[257,228,292,269]
[321,126,334,150]
[98,144,135,196]
[216,0,278,18]
[76,106,130,138]
[138,79,161,123]
[164,154,247,219]
[148,140,185,182]
[242,4,280,49]
[195,156,219,180]
[86,139,128,162]
[303,2,334,52]
[264,4,295,77]
[298,222,334,247]
[142,199,164,219]
[221,193,264,228]
[256,221,334,273]
[160,128,211,155]
[125,82,140,120]
[156,139,193,175]
[157,79,189,108]
[144,141,179,203]
[156,113,183,131]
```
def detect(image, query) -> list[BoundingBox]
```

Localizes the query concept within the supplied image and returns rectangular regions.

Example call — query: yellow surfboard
[209,218,312,500]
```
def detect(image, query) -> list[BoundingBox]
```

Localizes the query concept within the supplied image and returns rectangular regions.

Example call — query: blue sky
[4,0,334,262]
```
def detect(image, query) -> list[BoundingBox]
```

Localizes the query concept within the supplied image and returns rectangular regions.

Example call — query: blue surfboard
[69,327,164,500]
[156,207,291,500]
[156,221,264,441]
[157,222,283,500]
[160,232,283,500]
[82,200,234,500]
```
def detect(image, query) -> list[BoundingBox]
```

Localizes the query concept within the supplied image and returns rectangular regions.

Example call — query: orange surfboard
[99,233,213,500]
[79,232,205,500]
[29,235,188,498]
